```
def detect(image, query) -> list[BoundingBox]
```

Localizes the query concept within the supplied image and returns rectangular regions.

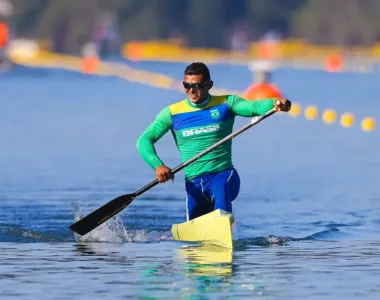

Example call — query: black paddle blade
[69,193,135,235]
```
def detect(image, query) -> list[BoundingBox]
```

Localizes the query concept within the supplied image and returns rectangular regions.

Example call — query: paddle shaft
[134,107,278,197]
[69,106,278,235]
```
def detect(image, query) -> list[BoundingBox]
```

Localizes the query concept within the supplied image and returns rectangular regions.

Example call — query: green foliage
[11,0,50,36]
[293,0,380,46]
[9,0,380,52]
[187,0,225,47]
[245,0,305,37]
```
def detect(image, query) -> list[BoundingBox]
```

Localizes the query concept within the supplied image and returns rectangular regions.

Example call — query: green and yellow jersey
[137,95,274,180]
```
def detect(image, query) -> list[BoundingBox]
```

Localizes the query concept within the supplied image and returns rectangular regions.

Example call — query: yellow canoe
[171,209,235,249]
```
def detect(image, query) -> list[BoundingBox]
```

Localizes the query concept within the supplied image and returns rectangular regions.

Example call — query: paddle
[69,105,279,235]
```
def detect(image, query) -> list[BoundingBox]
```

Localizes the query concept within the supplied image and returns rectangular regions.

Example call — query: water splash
[69,199,172,243]
[70,199,130,243]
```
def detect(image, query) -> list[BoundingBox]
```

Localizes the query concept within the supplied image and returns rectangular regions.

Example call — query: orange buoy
[258,41,277,60]
[325,54,343,72]
[124,41,143,61]
[0,22,9,48]
[80,56,99,74]
[243,82,282,100]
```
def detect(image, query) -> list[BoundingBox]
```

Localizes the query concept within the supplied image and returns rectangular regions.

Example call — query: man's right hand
[155,165,174,183]
[274,97,291,112]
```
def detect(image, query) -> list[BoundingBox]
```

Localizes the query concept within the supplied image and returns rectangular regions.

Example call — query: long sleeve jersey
[136,94,274,181]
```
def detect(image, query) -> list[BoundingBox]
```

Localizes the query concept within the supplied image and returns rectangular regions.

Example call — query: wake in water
[232,224,344,250]
[1,227,68,242]
[69,200,345,247]
[70,199,172,243]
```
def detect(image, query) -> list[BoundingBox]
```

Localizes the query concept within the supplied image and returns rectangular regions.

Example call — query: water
[1,241,379,299]
[0,61,379,299]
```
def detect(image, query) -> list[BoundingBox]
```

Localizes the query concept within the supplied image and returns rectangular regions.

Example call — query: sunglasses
[182,81,209,90]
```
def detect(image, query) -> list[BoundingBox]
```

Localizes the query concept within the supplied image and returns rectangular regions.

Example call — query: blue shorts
[185,168,240,220]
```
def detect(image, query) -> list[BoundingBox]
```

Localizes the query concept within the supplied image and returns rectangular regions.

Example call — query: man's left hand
[274,97,291,112]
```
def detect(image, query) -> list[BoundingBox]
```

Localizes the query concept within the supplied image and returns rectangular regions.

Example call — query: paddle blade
[69,193,135,235]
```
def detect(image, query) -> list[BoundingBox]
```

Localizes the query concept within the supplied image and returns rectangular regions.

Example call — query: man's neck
[189,95,210,107]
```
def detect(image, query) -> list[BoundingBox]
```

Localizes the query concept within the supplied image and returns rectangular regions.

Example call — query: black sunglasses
[182,81,209,90]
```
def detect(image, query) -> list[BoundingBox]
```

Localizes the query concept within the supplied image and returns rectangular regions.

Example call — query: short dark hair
[184,62,211,82]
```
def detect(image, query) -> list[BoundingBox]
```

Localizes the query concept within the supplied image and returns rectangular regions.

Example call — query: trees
[292,0,380,46]
[8,0,380,53]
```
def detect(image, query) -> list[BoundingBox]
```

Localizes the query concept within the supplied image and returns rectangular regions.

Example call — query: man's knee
[227,169,240,201]
[185,189,212,220]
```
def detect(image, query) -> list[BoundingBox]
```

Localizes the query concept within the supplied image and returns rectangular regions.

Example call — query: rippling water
[1,241,379,299]
[0,62,379,299]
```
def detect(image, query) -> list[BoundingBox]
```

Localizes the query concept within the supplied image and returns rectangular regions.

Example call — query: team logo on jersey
[210,109,220,119]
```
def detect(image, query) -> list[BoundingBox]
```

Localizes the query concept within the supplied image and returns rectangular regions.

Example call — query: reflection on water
[177,245,233,278]
[73,242,124,256]
[174,245,288,298]
[174,245,235,298]
[0,238,379,299]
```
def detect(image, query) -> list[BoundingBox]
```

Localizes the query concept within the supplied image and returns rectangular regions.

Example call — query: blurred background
[1,0,379,129]
[2,0,380,62]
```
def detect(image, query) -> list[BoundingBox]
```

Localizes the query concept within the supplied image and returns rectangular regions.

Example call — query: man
[137,62,291,221]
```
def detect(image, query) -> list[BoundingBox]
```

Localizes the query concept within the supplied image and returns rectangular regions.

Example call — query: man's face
[183,74,211,104]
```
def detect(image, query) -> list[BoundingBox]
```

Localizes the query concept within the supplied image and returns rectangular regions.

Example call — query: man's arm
[226,95,275,117]
[136,107,172,170]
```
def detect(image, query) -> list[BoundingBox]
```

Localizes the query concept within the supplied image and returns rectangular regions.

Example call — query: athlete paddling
[68,62,291,236]
[136,62,291,221]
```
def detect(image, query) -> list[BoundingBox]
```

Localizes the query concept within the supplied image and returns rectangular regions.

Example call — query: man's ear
[208,80,214,90]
